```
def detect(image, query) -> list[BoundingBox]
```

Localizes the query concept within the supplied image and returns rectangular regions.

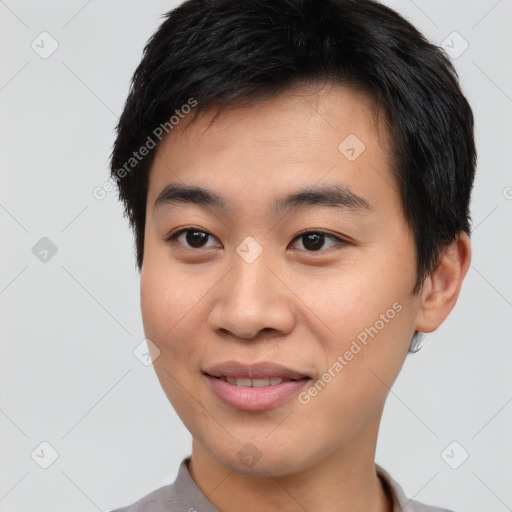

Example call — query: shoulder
[376,464,455,512]
[109,457,218,512]
[110,483,175,512]
[405,500,454,512]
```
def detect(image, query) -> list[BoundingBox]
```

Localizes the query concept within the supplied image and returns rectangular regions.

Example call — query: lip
[203,361,310,380]
[203,361,311,411]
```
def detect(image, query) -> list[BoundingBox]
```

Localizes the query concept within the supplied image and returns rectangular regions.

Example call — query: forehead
[147,82,397,214]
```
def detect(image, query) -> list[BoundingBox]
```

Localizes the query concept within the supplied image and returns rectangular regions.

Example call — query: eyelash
[165,227,349,253]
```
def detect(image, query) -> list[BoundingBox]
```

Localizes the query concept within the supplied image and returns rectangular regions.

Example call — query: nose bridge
[208,239,295,339]
[231,247,271,299]
[228,234,275,295]
[228,242,278,312]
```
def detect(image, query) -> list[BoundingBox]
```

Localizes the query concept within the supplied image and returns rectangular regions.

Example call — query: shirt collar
[376,463,411,511]
[173,458,413,512]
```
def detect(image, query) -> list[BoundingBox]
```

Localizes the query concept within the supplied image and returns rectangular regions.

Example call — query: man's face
[140,83,422,475]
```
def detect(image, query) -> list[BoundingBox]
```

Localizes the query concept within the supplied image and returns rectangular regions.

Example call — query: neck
[187,410,391,512]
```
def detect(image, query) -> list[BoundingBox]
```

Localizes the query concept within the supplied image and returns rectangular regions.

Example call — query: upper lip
[203,361,310,380]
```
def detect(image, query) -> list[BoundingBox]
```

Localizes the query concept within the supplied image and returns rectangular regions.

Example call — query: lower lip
[205,375,310,411]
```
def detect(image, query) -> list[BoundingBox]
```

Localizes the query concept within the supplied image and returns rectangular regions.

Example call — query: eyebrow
[154,183,372,214]
[273,184,372,214]
[154,184,226,211]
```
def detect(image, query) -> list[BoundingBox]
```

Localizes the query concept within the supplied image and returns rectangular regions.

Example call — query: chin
[202,435,318,478]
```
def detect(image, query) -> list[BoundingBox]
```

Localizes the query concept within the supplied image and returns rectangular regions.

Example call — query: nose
[207,248,296,340]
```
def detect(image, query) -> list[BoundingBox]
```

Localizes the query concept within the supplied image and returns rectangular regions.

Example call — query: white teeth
[223,377,285,387]
[252,378,271,387]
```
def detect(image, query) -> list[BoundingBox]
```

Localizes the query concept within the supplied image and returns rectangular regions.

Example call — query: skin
[140,82,471,512]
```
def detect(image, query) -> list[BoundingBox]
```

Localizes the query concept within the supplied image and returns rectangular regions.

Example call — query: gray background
[1,1,511,511]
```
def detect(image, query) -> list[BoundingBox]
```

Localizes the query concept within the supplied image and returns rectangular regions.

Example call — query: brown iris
[301,233,325,251]
[186,230,209,248]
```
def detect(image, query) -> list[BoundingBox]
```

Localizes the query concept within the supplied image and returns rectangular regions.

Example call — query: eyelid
[165,227,222,247]
[289,230,349,251]
[292,228,346,241]
[166,227,350,252]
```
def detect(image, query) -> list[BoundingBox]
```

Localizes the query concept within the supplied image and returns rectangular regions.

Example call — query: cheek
[294,258,415,388]
[140,257,217,434]
[300,304,413,439]
[140,257,197,355]
[140,265,172,342]
[293,265,399,342]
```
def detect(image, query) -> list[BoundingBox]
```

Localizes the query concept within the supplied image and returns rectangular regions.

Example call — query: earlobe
[414,232,471,333]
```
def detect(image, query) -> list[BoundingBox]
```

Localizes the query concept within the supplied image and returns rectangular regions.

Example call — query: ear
[414,232,471,333]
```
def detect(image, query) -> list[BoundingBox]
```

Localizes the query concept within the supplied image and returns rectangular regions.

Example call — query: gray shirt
[111,458,453,512]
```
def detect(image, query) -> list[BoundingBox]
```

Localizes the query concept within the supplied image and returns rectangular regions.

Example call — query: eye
[290,231,344,252]
[167,228,221,249]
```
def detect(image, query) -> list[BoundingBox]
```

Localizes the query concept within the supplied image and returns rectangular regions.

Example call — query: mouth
[211,376,295,387]
[203,361,311,380]
[202,361,312,411]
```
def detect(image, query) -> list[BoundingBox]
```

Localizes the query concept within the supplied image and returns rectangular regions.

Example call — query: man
[110,0,475,510]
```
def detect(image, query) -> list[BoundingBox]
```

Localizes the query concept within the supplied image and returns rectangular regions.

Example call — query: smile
[219,376,286,387]
[203,361,312,411]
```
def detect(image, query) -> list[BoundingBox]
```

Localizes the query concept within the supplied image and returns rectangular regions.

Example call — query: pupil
[186,230,208,248]
[303,233,324,251]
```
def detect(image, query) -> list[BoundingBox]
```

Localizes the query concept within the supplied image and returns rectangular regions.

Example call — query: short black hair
[110,0,476,294]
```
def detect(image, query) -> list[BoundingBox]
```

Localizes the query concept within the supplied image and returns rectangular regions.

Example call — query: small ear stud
[409,331,426,353]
